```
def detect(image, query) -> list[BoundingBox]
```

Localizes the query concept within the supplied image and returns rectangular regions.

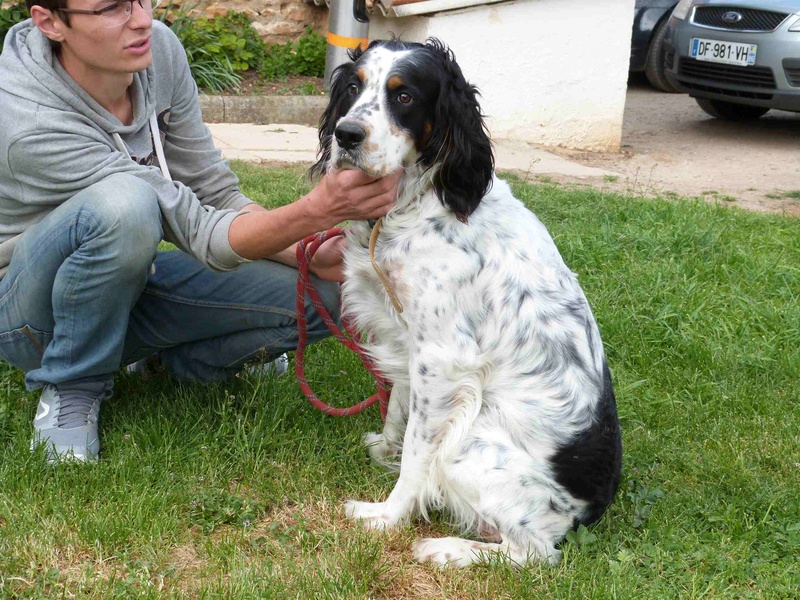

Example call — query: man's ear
[30,5,67,44]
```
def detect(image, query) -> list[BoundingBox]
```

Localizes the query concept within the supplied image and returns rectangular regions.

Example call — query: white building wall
[368,0,635,151]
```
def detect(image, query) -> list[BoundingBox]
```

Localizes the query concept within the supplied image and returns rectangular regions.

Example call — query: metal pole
[324,0,370,90]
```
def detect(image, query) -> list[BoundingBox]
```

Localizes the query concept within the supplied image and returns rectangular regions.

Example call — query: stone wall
[171,0,328,45]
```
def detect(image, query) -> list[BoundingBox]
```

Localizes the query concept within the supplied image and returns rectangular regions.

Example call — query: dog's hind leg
[422,434,578,567]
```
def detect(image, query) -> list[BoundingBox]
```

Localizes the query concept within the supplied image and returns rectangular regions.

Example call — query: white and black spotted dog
[312,39,622,567]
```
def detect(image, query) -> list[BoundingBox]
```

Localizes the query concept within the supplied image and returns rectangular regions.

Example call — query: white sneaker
[246,353,289,378]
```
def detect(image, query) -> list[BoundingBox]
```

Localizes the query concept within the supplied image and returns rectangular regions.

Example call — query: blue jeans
[0,174,339,390]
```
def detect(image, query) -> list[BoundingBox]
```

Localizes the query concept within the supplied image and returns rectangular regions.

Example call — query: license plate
[690,38,757,66]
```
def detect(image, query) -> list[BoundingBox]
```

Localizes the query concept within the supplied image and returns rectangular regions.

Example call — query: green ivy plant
[0,1,29,49]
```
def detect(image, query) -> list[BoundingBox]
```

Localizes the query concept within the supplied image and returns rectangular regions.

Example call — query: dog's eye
[348,83,360,96]
[397,92,413,105]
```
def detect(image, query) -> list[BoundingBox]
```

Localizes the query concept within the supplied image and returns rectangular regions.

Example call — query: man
[0,0,399,462]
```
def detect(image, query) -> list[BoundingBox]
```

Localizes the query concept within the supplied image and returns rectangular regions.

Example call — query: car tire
[645,19,679,93]
[695,97,770,120]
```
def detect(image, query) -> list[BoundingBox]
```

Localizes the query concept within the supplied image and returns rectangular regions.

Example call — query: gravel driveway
[554,75,800,217]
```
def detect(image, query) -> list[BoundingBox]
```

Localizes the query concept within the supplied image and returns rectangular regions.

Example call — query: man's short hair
[25,0,70,12]
[26,0,72,26]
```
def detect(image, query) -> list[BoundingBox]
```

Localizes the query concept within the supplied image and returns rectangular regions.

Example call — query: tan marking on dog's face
[357,68,367,83]
[387,75,404,90]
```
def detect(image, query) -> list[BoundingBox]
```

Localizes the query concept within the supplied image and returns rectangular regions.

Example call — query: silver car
[664,0,800,119]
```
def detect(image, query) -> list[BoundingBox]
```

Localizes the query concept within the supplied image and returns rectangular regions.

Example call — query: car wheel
[695,98,770,120]
[645,19,679,93]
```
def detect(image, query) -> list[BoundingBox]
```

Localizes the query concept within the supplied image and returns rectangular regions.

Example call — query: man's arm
[236,202,296,267]
[229,169,399,261]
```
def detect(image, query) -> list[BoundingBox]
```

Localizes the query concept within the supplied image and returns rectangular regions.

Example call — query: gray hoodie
[0,19,251,278]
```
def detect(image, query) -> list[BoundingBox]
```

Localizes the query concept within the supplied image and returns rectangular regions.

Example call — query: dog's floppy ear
[422,39,494,222]
[309,48,365,180]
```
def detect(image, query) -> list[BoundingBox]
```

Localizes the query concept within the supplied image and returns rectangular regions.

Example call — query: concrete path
[205,122,619,180]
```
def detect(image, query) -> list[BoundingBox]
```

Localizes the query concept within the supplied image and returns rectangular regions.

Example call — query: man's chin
[126,53,153,74]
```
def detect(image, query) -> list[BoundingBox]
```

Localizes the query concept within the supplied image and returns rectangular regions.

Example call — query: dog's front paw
[363,432,399,461]
[344,500,401,530]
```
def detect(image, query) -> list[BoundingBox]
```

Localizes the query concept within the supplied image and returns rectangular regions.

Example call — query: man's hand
[309,236,347,282]
[307,169,401,226]
[229,169,400,262]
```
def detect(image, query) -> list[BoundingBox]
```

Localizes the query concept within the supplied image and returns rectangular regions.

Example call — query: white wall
[368,0,635,152]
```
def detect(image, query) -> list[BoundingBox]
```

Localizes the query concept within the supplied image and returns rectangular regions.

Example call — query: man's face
[56,0,154,77]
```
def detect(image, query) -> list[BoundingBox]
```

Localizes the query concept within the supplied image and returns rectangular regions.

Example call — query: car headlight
[790,17,800,31]
[672,0,694,21]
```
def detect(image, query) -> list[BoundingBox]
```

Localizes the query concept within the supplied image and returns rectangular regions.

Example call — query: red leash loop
[295,229,390,421]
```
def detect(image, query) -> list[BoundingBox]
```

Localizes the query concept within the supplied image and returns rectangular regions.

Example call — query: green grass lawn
[1,163,798,599]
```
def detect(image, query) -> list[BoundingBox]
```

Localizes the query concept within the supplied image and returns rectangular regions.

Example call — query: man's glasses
[57,0,153,29]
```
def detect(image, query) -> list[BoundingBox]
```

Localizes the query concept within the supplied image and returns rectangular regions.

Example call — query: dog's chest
[339,216,467,356]
[340,213,498,376]
[343,221,435,318]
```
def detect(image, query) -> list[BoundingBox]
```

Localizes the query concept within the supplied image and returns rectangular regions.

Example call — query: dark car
[631,0,680,91]
[664,0,800,120]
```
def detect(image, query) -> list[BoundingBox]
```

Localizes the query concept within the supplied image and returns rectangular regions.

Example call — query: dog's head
[312,39,494,222]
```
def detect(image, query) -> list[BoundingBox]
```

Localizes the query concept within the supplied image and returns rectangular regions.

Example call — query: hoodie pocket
[0,325,52,372]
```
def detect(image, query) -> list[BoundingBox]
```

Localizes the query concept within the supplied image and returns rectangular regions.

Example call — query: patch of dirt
[224,72,326,97]
[550,75,800,217]
[162,498,502,598]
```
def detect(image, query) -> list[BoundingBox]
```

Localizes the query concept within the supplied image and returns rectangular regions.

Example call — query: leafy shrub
[0,1,29,49]
[158,2,243,92]
[159,5,325,92]
[293,27,326,76]
[259,27,327,81]
[180,11,267,73]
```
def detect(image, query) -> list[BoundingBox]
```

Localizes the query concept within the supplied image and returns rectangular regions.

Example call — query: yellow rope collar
[368,217,404,314]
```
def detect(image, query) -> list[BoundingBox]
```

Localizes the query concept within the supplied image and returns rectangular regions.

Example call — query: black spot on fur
[550,362,622,526]
[565,299,587,322]
[517,288,533,312]
[563,339,586,373]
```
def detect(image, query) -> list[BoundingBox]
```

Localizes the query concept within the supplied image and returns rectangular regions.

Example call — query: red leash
[294,229,390,421]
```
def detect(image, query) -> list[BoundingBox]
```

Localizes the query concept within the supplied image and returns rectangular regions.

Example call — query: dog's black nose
[334,122,366,151]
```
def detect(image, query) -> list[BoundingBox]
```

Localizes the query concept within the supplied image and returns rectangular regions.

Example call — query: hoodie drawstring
[112,111,172,181]
[149,112,172,181]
